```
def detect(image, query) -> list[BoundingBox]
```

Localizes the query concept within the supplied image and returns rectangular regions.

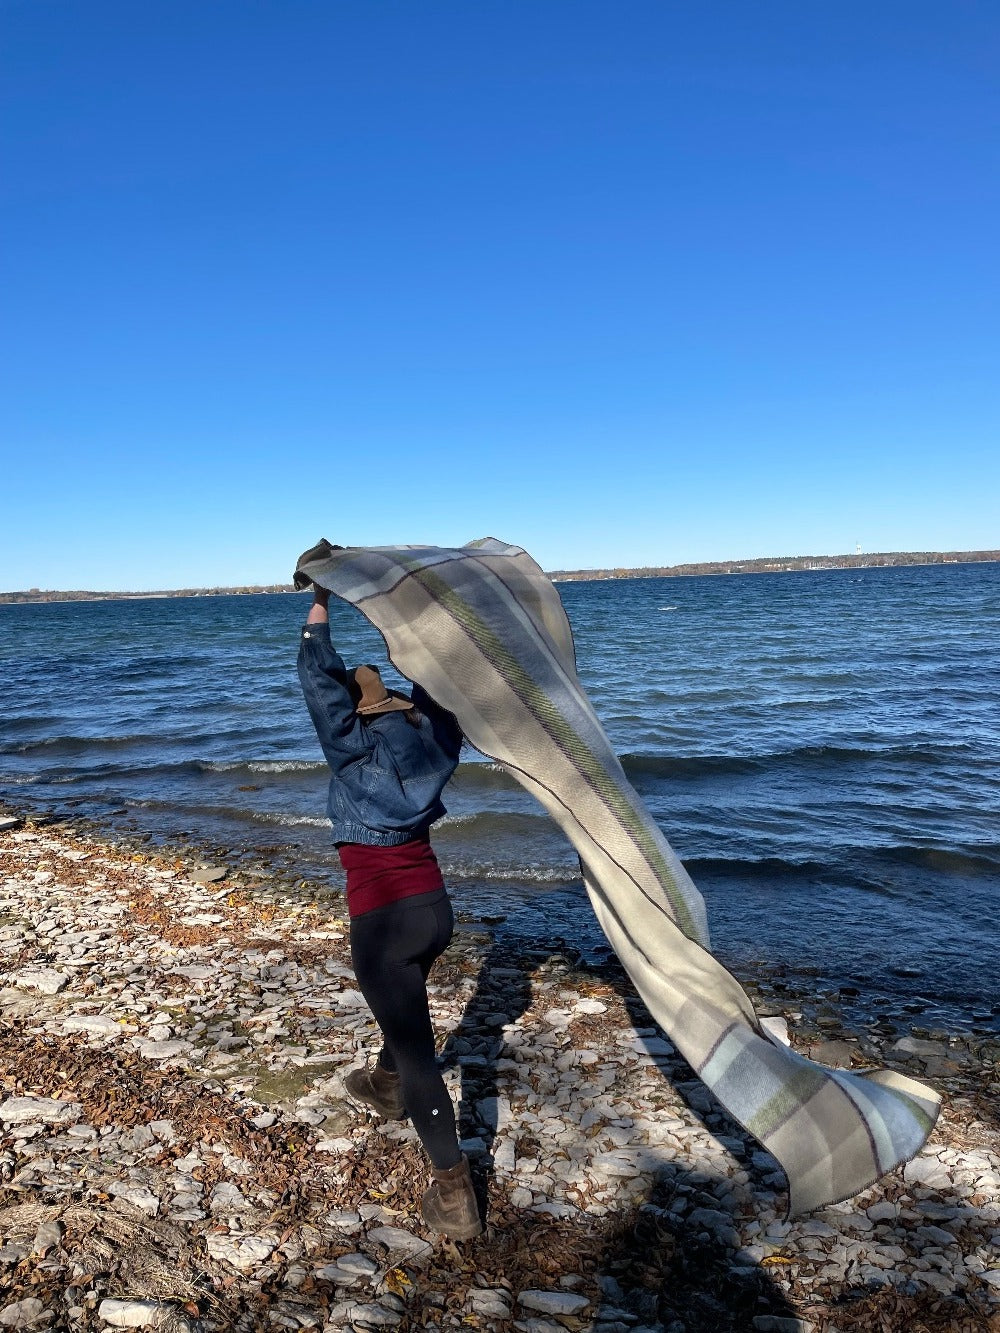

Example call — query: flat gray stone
[759,1016,790,1046]
[592,1149,648,1177]
[62,1015,123,1037]
[367,1226,433,1263]
[334,1252,378,1277]
[30,1221,63,1256]
[903,1156,953,1189]
[109,1184,160,1217]
[205,1232,278,1272]
[0,1096,82,1126]
[0,1299,48,1329]
[0,817,24,833]
[0,990,49,1020]
[892,1036,949,1058]
[97,1299,180,1328]
[348,1302,404,1327]
[320,1209,362,1232]
[518,1289,590,1316]
[12,968,68,995]
[189,866,227,883]
[135,1040,192,1061]
[919,1223,959,1247]
[686,1206,735,1234]
[634,1036,674,1057]
[811,1040,857,1067]
[468,1289,512,1317]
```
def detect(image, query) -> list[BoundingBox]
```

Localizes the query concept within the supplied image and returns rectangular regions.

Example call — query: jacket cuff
[301,622,332,641]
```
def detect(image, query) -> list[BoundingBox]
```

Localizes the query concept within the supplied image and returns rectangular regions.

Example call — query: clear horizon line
[2,546,999,599]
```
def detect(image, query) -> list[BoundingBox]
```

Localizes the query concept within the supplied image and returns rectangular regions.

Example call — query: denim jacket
[297,622,462,846]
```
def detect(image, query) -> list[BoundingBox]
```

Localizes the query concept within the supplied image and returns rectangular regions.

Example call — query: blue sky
[1,1,997,590]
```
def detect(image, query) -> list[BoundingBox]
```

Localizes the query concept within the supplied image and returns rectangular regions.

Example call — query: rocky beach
[1,816,998,1333]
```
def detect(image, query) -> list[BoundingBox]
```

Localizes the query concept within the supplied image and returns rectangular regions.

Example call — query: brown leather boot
[343,1061,405,1120]
[421,1154,483,1240]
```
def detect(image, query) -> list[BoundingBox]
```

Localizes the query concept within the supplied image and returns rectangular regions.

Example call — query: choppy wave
[1,733,166,757]
[235,810,331,829]
[438,858,578,885]
[688,855,834,881]
[201,760,326,776]
[619,740,971,781]
[131,797,330,829]
[872,844,1000,875]
[448,760,520,790]
[621,752,763,778]
[435,809,557,837]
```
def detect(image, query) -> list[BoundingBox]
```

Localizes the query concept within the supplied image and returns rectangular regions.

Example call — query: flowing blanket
[294,537,940,1215]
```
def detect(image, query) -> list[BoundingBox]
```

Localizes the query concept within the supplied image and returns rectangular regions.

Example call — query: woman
[297,583,481,1240]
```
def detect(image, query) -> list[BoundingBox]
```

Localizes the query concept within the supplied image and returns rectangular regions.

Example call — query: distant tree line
[2,551,998,601]
[545,550,1000,581]
[0,584,297,603]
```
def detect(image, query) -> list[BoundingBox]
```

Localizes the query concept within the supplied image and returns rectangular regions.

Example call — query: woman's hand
[307,585,331,625]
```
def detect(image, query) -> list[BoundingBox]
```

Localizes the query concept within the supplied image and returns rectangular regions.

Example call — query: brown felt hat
[350,665,414,716]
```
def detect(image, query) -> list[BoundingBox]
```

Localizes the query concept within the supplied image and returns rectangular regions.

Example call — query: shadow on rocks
[438,936,536,1216]
[439,939,801,1333]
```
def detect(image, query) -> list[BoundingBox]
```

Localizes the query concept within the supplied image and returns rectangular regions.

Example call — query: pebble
[189,866,227,884]
[62,1014,124,1037]
[0,1096,82,1125]
[809,1039,856,1066]
[0,1300,49,1329]
[893,1036,949,1057]
[97,1298,179,1328]
[134,1039,193,1061]
[518,1289,591,1315]
[468,1289,513,1317]
[109,1184,161,1217]
[30,1221,64,1255]
[333,1253,379,1277]
[367,1226,433,1264]
[10,968,68,995]
[205,1233,278,1271]
[344,1303,402,1327]
[903,1155,954,1188]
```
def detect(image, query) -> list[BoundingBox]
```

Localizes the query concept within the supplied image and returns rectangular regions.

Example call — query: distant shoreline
[1,549,997,602]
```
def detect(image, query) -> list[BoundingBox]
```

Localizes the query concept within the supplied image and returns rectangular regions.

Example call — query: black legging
[349,888,462,1170]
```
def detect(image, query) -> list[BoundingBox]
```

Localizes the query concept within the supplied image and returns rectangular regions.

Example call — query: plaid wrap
[295,537,940,1215]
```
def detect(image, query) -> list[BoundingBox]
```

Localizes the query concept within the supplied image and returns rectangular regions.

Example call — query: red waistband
[337,833,445,918]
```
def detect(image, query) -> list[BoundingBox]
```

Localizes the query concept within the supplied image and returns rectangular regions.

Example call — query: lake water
[2,562,998,1030]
